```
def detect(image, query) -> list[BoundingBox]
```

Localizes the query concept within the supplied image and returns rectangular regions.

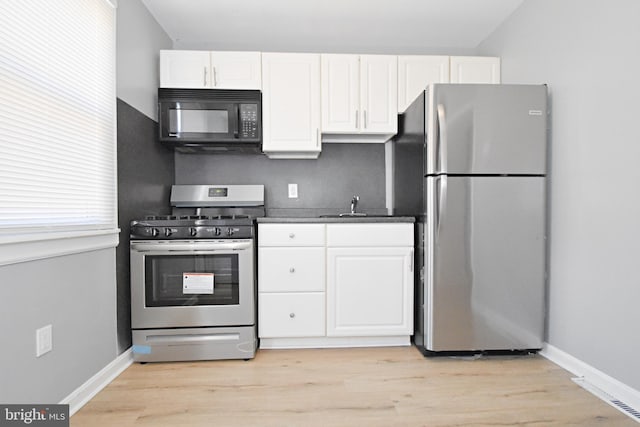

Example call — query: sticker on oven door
[183,273,214,294]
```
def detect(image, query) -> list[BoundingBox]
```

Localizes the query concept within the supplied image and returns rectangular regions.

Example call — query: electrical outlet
[36,324,52,357]
[288,183,298,198]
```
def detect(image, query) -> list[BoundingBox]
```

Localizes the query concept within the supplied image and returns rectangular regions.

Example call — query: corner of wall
[116,0,172,121]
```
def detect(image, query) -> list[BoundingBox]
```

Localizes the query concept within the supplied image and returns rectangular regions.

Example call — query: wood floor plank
[71,347,636,426]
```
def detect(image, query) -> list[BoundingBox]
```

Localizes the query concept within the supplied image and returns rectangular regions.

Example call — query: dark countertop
[257,216,415,224]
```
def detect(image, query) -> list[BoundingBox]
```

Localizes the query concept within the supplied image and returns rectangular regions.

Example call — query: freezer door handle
[436,104,448,174]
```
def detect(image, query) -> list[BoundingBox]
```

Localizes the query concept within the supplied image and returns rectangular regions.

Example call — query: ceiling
[141,0,524,53]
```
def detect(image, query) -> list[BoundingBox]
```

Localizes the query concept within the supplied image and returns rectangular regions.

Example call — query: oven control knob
[226,227,234,237]
[189,227,198,237]
[151,228,159,237]
[214,227,222,237]
[164,228,173,237]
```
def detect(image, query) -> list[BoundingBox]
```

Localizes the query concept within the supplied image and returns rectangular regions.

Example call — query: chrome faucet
[350,195,360,214]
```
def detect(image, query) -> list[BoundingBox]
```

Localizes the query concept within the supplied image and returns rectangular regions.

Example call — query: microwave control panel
[239,104,259,139]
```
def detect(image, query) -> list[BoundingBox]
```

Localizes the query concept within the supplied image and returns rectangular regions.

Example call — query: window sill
[0,228,120,267]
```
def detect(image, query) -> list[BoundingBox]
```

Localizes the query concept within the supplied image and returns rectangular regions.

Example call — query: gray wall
[117,0,172,120]
[115,0,174,353]
[0,0,168,405]
[175,144,387,216]
[0,249,117,402]
[478,0,640,391]
[116,99,174,353]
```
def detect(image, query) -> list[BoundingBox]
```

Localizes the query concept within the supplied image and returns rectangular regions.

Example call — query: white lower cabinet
[327,246,413,336]
[258,224,326,345]
[258,247,325,293]
[259,293,325,338]
[258,222,414,349]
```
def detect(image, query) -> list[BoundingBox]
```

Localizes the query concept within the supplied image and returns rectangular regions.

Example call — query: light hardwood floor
[71,346,635,426]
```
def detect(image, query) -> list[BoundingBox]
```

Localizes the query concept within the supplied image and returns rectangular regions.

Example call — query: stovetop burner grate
[145,214,250,221]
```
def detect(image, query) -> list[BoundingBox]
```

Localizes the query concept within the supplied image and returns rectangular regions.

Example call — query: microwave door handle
[233,105,240,139]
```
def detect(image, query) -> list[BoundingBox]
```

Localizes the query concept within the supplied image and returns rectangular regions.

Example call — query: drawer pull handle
[289,267,295,273]
[289,313,296,318]
[289,233,295,239]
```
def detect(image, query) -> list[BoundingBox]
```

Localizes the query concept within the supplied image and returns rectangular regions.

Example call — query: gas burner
[145,215,177,220]
[181,215,208,220]
[208,214,250,220]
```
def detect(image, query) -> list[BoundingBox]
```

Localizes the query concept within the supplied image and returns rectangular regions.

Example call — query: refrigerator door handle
[437,104,448,174]
[437,175,448,236]
[410,249,414,272]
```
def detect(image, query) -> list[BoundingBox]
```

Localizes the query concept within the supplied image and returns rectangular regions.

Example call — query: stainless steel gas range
[129,184,264,362]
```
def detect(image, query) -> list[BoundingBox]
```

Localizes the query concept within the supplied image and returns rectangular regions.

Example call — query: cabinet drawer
[259,247,325,292]
[258,293,325,338]
[327,223,413,247]
[259,224,325,246]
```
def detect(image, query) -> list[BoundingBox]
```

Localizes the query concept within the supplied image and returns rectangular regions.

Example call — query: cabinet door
[450,56,501,84]
[211,51,261,89]
[360,55,398,134]
[321,54,359,133]
[261,53,321,156]
[398,55,450,112]
[327,247,413,336]
[160,50,211,88]
[259,293,325,338]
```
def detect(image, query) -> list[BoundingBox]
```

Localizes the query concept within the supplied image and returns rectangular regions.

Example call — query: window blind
[0,0,116,233]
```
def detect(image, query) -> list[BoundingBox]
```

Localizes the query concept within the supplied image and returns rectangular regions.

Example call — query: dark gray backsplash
[116,98,174,352]
[175,144,387,216]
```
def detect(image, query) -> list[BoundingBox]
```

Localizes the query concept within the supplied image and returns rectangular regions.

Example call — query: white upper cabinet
[321,55,359,133]
[261,53,321,159]
[159,50,261,89]
[321,54,397,142]
[160,50,211,88]
[449,56,501,84]
[397,55,450,112]
[210,51,262,89]
[360,55,398,135]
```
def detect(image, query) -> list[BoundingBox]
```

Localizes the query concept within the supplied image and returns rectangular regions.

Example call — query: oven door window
[144,254,239,307]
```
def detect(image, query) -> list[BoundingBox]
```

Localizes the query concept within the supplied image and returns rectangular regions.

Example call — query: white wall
[117,0,172,120]
[478,0,640,391]
[0,249,117,402]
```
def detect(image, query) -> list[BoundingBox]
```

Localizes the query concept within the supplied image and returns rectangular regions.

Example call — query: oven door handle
[146,333,241,344]
[130,241,252,252]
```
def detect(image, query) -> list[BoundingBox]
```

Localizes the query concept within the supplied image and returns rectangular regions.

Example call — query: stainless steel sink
[319,213,392,218]
[319,213,367,218]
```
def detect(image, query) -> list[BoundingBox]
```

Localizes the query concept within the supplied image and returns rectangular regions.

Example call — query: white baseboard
[61,348,133,416]
[541,343,640,420]
[260,335,411,349]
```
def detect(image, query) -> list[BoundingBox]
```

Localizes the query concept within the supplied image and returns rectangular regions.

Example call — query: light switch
[36,324,53,357]
[288,183,298,198]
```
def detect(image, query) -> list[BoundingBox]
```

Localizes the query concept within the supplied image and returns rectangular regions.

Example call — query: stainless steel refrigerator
[393,84,547,355]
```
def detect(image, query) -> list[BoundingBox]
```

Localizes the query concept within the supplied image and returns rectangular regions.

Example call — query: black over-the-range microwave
[158,88,262,153]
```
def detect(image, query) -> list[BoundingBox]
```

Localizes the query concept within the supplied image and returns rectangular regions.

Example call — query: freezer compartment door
[425,176,545,351]
[426,84,547,175]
